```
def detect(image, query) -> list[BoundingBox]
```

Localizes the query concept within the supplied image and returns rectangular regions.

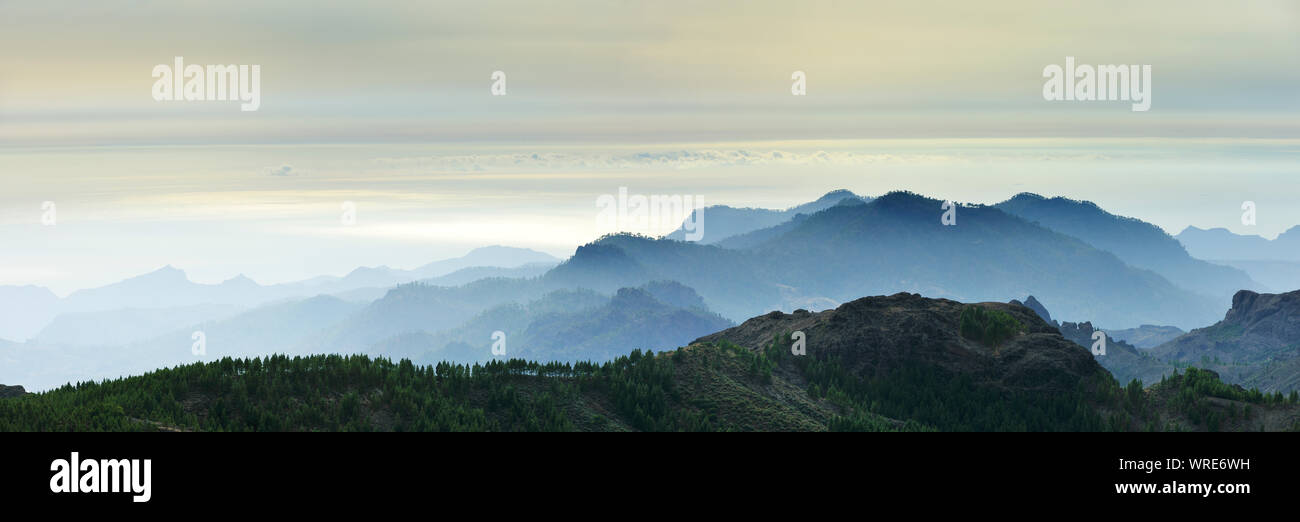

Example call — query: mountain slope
[316,277,549,354]
[372,282,734,365]
[58,266,261,313]
[742,191,1224,328]
[128,295,368,360]
[330,262,558,303]
[1008,295,1178,384]
[1151,289,1300,393]
[552,192,1226,329]
[543,236,780,321]
[714,197,873,250]
[663,189,869,244]
[696,293,1108,399]
[996,193,1259,299]
[407,245,560,280]
[1056,320,1174,388]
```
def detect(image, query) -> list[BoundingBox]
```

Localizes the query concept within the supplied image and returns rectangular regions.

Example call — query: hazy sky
[1,1,1298,293]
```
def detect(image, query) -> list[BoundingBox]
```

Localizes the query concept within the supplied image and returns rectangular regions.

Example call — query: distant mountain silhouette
[59,265,203,312]
[1106,325,1185,349]
[136,295,367,359]
[1175,226,1300,292]
[418,262,556,287]
[268,245,559,297]
[0,285,60,341]
[406,245,560,280]
[329,263,558,303]
[558,192,1224,329]
[316,277,549,354]
[663,189,869,243]
[33,303,245,347]
[995,193,1260,299]
[543,234,781,320]
[366,286,605,363]
[1,246,560,341]
[713,196,870,250]
[369,281,733,365]
[1176,225,1300,262]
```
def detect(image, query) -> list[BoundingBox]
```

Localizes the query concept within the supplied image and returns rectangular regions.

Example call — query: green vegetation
[0,352,702,432]
[1149,367,1297,432]
[767,334,1107,432]
[958,305,1024,348]
[0,344,889,432]
[3,338,1295,433]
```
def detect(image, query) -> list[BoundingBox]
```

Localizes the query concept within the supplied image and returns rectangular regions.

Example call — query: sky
[1,1,1298,294]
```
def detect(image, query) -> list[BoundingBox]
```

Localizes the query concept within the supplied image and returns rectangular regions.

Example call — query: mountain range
[557,191,1226,328]
[1149,289,1300,393]
[1034,290,1300,394]
[995,194,1259,299]
[4,189,1297,399]
[663,189,870,243]
[0,246,559,342]
[1177,225,1300,261]
[1175,226,1300,293]
[372,281,732,365]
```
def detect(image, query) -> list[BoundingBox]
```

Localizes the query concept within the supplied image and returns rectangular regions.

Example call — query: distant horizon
[6,1,1299,295]
[10,146,1300,296]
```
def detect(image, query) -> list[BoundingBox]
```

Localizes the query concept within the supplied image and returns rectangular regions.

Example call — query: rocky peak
[1018,295,1054,325]
[1225,289,1300,326]
[0,384,29,398]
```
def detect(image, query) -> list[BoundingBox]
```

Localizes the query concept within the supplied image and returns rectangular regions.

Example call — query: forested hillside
[5,294,1296,432]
